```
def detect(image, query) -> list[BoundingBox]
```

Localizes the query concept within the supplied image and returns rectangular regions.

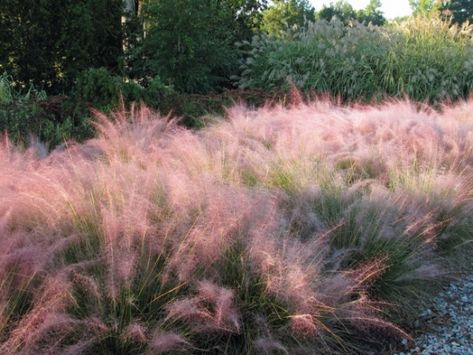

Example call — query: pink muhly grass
[165,280,240,333]
[149,330,190,353]
[288,314,319,336]
[249,232,328,312]
[162,186,277,283]
[1,97,473,353]
[121,322,149,343]
[165,297,210,323]
[195,280,240,332]
[69,271,102,313]
[254,337,289,354]
[0,276,73,353]
[16,312,79,352]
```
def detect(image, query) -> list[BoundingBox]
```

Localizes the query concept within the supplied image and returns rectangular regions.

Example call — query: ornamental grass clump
[237,16,473,103]
[1,97,473,353]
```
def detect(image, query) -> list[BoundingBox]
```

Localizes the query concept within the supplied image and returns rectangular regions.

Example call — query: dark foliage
[442,0,473,24]
[0,0,123,93]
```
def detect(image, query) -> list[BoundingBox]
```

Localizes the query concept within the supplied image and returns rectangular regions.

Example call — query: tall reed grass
[1,97,473,353]
[237,16,473,103]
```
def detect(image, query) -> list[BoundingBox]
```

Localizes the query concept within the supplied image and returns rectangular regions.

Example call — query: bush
[0,73,13,104]
[0,72,101,148]
[391,15,473,101]
[0,73,69,147]
[237,17,473,103]
[64,69,178,141]
[72,68,177,110]
[72,68,142,111]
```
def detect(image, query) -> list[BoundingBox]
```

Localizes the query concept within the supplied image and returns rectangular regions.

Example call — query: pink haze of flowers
[0,96,472,353]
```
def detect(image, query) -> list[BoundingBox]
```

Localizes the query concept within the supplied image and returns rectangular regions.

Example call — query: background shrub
[0,72,103,147]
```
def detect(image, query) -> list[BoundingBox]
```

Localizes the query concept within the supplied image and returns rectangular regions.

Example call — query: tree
[0,0,124,93]
[223,0,269,38]
[261,0,315,35]
[58,0,123,87]
[409,0,443,15]
[133,0,265,93]
[0,0,268,95]
[317,1,357,23]
[441,0,473,24]
[317,0,385,26]
[0,0,59,90]
[123,0,139,15]
[357,0,386,25]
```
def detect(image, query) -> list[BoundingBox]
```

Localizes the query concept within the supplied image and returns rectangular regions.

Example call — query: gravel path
[396,273,473,355]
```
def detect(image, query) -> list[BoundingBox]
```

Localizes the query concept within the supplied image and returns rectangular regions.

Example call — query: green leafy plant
[0,73,13,104]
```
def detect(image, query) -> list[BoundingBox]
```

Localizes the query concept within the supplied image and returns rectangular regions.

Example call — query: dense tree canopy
[441,0,473,24]
[130,0,268,93]
[409,0,442,15]
[358,0,386,25]
[135,0,236,92]
[317,0,356,23]
[224,0,269,38]
[1,0,468,98]
[0,0,123,93]
[317,0,385,26]
[0,0,270,94]
[261,0,315,35]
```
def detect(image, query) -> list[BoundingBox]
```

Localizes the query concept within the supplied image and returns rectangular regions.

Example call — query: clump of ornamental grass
[237,16,473,103]
[1,97,473,354]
